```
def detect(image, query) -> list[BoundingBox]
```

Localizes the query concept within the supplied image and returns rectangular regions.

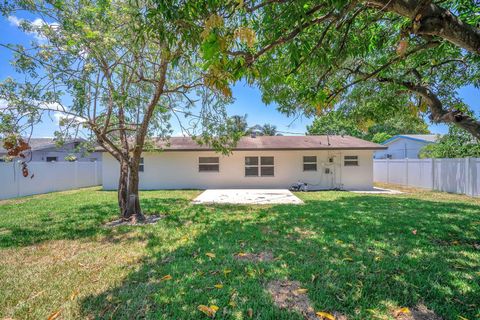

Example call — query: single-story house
[374,134,441,159]
[0,138,102,162]
[102,135,386,191]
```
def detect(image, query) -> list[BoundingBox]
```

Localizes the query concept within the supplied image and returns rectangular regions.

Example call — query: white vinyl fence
[374,158,480,197]
[0,161,102,200]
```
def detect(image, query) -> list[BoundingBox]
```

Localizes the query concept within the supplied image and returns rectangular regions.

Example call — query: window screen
[303,156,317,171]
[245,156,274,176]
[260,157,274,176]
[344,155,359,166]
[46,156,57,162]
[199,157,219,172]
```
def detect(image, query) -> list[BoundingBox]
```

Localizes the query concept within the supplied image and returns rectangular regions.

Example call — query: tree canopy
[0,0,236,221]
[198,0,480,139]
[307,108,430,143]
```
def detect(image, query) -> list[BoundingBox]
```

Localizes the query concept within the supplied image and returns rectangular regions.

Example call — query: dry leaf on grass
[160,274,172,281]
[316,311,335,320]
[295,288,308,294]
[198,305,219,317]
[70,289,79,301]
[214,284,223,289]
[47,310,61,320]
[394,307,411,317]
[206,252,216,258]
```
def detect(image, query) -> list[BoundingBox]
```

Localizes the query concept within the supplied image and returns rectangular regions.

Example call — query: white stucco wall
[374,138,430,159]
[103,149,374,191]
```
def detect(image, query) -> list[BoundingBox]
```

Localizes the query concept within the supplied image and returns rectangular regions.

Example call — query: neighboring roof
[0,137,85,153]
[382,134,441,145]
[96,135,385,151]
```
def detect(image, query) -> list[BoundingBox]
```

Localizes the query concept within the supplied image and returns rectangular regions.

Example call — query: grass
[0,187,479,320]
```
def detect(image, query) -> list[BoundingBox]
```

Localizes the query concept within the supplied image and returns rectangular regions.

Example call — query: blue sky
[1,14,479,138]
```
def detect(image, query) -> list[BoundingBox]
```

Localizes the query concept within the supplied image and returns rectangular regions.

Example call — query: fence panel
[0,161,102,200]
[373,158,479,197]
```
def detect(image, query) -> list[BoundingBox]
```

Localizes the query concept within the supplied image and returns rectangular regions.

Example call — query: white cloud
[7,15,22,27]
[53,111,86,125]
[7,15,59,40]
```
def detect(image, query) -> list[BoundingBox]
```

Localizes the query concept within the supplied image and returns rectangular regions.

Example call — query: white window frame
[245,156,274,177]
[199,157,219,172]
[139,157,145,172]
[344,155,359,166]
[303,156,317,171]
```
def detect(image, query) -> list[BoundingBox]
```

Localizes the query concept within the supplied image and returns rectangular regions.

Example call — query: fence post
[405,158,409,186]
[386,159,390,184]
[15,161,20,198]
[465,157,471,196]
[94,161,98,185]
[431,158,435,190]
[74,161,79,189]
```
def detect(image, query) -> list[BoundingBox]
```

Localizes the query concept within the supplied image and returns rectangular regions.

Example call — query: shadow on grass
[78,194,480,320]
[0,190,194,248]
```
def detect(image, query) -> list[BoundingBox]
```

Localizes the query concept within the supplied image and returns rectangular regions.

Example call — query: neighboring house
[102,135,386,191]
[0,138,102,162]
[374,134,441,159]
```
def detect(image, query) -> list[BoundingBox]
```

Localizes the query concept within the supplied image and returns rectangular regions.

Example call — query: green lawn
[0,188,479,320]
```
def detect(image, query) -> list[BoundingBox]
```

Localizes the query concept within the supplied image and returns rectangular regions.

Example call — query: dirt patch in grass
[104,214,165,227]
[266,280,347,320]
[234,251,274,262]
[267,280,316,320]
[393,304,443,320]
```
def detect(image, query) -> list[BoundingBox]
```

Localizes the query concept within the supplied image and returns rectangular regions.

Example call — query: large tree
[0,1,234,222]
[307,109,430,142]
[200,0,480,139]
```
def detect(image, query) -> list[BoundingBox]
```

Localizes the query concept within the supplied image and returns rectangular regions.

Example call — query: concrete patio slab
[350,187,403,194]
[192,189,303,205]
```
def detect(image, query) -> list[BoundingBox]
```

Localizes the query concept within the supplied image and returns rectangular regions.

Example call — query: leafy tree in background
[199,0,480,139]
[260,123,278,136]
[0,1,235,222]
[420,126,480,158]
[228,115,249,135]
[227,115,280,136]
[307,109,430,143]
[307,111,364,137]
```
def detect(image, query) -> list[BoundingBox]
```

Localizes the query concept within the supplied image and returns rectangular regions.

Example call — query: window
[199,157,219,172]
[344,155,359,166]
[46,156,57,162]
[303,156,317,171]
[139,157,144,172]
[245,156,274,177]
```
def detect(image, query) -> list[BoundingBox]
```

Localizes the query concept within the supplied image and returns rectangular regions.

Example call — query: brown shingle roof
[145,135,386,151]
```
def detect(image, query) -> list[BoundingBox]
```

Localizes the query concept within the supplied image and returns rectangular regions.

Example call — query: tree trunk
[376,76,480,139]
[118,158,129,218]
[124,159,145,223]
